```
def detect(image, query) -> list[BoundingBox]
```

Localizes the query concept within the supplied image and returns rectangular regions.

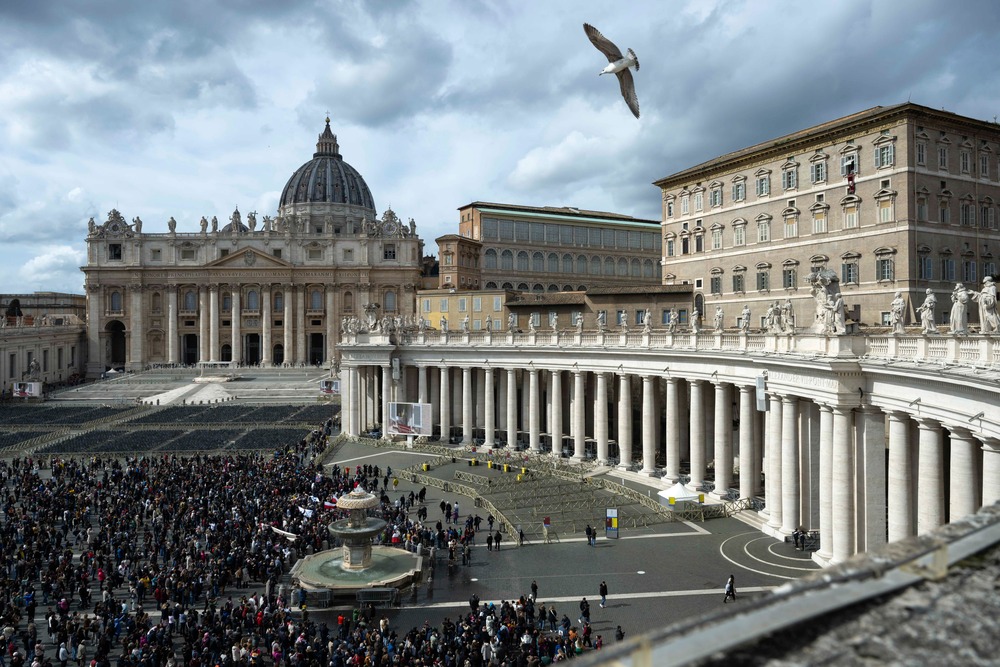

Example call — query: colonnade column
[506,369,517,448]
[551,371,563,455]
[764,394,783,530]
[617,374,632,468]
[198,287,209,363]
[382,365,392,435]
[983,439,1000,506]
[209,286,219,362]
[295,286,306,366]
[816,404,834,562]
[418,366,428,404]
[261,286,272,366]
[916,418,944,534]
[665,378,680,482]
[484,367,495,449]
[886,411,913,543]
[231,290,241,365]
[573,371,585,460]
[712,382,733,498]
[462,367,474,445]
[440,366,451,442]
[595,373,609,464]
[530,369,541,452]
[641,376,656,475]
[689,380,706,488]
[780,395,800,534]
[167,287,178,365]
[283,284,293,367]
[949,427,980,522]
[831,407,855,563]
[343,366,356,436]
[738,386,755,499]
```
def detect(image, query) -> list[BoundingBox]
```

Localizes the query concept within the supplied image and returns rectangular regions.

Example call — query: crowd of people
[0,425,616,667]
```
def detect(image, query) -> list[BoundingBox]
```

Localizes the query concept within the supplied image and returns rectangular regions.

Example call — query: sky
[2,0,1000,294]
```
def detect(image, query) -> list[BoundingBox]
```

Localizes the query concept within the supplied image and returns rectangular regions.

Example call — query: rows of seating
[162,429,243,451]
[0,405,131,426]
[233,428,307,450]
[0,431,48,449]
[36,429,185,454]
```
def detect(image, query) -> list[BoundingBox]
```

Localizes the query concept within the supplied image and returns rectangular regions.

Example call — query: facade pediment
[205,248,293,269]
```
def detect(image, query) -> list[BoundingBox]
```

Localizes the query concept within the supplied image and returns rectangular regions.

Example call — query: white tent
[657,482,701,507]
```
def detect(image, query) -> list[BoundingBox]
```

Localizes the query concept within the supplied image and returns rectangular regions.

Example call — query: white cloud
[20,245,86,293]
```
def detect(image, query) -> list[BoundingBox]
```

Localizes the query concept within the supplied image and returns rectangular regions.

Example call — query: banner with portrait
[11,382,42,398]
[387,402,432,436]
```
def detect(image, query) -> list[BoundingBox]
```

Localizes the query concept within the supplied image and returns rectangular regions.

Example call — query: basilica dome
[279,118,376,213]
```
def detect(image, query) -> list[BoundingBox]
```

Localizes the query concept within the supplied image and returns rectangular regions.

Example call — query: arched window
[562,284,573,291]
[501,282,514,289]
[604,258,614,275]
[517,282,529,290]
[562,254,573,273]
[247,290,260,311]
[547,284,559,292]
[184,291,196,311]
[384,290,397,312]
[516,251,529,271]
[484,249,498,269]
[485,281,499,289]
[576,255,587,274]
[222,292,232,311]
[273,292,283,312]
[590,256,601,275]
[643,259,655,278]
[617,258,628,276]
[532,284,544,293]
[501,250,514,270]
[110,290,122,312]
[630,258,641,277]
[151,292,162,313]
[343,291,354,313]
[547,253,559,273]
[532,252,545,272]
[310,290,323,311]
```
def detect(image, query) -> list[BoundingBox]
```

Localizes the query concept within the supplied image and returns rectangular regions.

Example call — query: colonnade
[341,355,999,565]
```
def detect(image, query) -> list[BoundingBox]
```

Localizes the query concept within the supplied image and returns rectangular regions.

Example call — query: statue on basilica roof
[247,210,257,231]
[200,216,208,233]
[132,216,142,233]
[211,216,219,233]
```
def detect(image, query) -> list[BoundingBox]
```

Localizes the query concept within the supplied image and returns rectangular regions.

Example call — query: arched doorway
[273,344,284,366]
[105,321,126,369]
[694,293,705,317]
[182,334,198,365]
[309,333,324,365]
[221,344,232,362]
[245,334,261,365]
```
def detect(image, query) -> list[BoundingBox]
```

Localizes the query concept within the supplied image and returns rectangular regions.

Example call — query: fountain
[290,486,422,604]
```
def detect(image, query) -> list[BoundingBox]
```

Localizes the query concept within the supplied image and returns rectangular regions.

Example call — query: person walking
[599,580,608,608]
[578,597,590,625]
[530,579,538,600]
[585,524,593,546]
[486,533,493,552]
[724,574,737,603]
[494,530,502,551]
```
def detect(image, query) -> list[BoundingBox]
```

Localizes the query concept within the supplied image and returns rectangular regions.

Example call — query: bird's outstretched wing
[583,23,623,62]
[616,69,640,119]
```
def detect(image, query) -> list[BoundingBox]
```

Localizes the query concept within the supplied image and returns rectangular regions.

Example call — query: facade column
[573,371,586,460]
[780,395,799,534]
[261,286,272,366]
[665,378,680,482]
[831,406,855,564]
[887,411,914,543]
[484,367,495,449]
[506,369,517,448]
[857,407,887,551]
[325,286,336,365]
[167,287,178,365]
[418,366,428,404]
[617,374,632,469]
[440,366,451,442]
[595,372,609,464]
[765,394,783,530]
[738,385,755,499]
[382,365,392,434]
[295,286,306,365]
[551,370,563,455]
[528,369,541,452]
[209,285,219,362]
[344,366,356,436]
[916,418,945,534]
[712,382,733,498]
[462,367,474,445]
[948,427,980,522]
[283,285,293,366]
[231,289,241,365]
[641,375,656,475]
[129,285,144,368]
[689,380,707,488]
[198,286,209,363]
[983,439,1000,507]
[85,285,103,376]
[816,404,834,562]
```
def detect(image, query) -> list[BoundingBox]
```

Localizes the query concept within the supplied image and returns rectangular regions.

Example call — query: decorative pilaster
[167,287,178,365]
[231,289,241,364]
[261,286,272,366]
[198,287,209,363]
[295,286,306,365]
[283,284,293,366]
[209,285,220,362]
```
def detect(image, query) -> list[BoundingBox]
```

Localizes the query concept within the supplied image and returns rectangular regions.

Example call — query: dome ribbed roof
[279,118,376,211]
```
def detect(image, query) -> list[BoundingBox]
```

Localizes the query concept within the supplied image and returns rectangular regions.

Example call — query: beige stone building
[417,288,514,332]
[81,119,425,377]
[452,202,662,292]
[1,293,87,389]
[655,103,1000,329]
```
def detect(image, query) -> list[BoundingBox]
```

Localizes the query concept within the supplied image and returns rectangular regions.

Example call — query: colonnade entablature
[338,328,1000,567]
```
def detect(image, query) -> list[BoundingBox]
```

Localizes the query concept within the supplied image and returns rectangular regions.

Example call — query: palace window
[732,273,745,293]
[383,244,396,260]
[756,268,770,291]
[811,161,827,183]
[876,257,895,282]
[918,256,933,280]
[733,223,746,246]
[782,167,798,190]
[941,257,956,281]
[711,227,723,250]
[916,142,926,166]
[710,275,722,295]
[757,219,770,243]
[756,174,770,197]
[874,144,895,169]
[732,180,746,202]
[384,290,397,312]
[247,290,260,311]
[310,290,322,310]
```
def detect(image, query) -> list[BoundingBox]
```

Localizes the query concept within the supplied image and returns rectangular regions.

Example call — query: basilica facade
[82,119,424,378]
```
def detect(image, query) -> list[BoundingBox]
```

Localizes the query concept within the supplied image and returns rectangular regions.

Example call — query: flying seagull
[583,23,640,118]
